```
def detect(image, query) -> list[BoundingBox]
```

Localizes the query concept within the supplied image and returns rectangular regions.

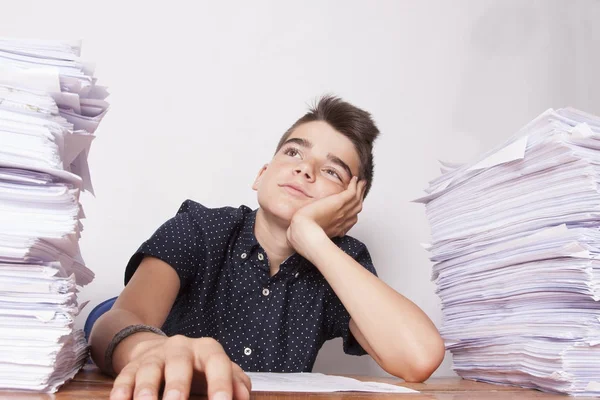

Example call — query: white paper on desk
[245,372,418,393]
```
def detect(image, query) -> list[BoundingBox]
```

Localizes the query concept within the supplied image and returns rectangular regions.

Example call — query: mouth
[279,184,312,198]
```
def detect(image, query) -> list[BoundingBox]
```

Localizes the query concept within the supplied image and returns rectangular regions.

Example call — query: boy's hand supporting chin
[286,177,446,383]
[286,176,366,258]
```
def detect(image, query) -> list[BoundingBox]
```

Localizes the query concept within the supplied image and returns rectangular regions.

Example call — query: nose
[293,160,315,182]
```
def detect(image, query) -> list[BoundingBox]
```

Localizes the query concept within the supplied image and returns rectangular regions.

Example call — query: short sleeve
[324,241,378,356]
[124,201,206,293]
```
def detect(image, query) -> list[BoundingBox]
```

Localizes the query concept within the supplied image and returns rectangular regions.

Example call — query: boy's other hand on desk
[287,176,366,257]
[111,335,250,400]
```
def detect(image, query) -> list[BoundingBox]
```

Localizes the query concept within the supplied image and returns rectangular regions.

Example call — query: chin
[258,197,299,224]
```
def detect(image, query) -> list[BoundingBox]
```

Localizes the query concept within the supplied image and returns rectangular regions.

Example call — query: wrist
[127,333,166,361]
[111,331,166,375]
[289,216,326,250]
[301,231,336,266]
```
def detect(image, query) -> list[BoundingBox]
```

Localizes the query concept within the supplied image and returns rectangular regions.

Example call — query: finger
[343,217,359,234]
[111,363,139,400]
[133,356,165,399]
[343,176,359,204]
[163,343,194,400]
[352,201,363,216]
[232,374,250,400]
[339,191,355,212]
[347,181,366,215]
[350,182,363,208]
[231,363,252,393]
[203,351,234,400]
[358,180,367,200]
[351,176,359,194]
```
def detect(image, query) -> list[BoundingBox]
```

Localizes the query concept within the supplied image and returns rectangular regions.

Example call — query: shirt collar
[232,208,311,275]
[238,207,259,248]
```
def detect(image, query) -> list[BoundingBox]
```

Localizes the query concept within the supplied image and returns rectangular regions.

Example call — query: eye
[283,147,301,158]
[324,168,341,180]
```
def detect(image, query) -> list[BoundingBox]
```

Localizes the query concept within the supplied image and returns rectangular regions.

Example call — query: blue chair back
[84,296,118,341]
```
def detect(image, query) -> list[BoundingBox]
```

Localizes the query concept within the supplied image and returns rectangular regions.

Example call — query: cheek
[312,179,344,200]
[257,167,277,188]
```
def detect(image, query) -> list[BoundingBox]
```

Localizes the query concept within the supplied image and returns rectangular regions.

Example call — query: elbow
[383,335,446,383]
[398,357,442,383]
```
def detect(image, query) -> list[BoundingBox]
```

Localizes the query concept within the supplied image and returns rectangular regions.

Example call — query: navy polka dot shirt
[125,200,378,372]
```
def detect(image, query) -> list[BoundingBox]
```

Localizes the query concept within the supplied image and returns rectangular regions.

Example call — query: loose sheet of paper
[246,372,418,393]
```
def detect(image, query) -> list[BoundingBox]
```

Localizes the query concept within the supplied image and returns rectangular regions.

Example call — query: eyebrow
[282,137,353,179]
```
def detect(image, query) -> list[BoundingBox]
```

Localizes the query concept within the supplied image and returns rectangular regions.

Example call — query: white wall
[2,0,598,378]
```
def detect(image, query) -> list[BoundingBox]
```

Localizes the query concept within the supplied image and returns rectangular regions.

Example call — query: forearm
[88,308,166,375]
[307,239,445,380]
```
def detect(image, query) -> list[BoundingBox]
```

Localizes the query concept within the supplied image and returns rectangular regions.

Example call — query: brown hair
[275,95,380,197]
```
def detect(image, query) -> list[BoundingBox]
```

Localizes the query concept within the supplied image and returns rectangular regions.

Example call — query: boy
[89,96,445,400]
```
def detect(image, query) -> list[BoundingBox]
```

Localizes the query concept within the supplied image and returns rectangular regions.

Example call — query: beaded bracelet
[103,324,167,377]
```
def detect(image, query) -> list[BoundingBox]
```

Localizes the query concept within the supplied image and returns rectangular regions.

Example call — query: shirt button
[258,253,264,261]
[244,347,252,356]
[295,272,300,278]
[262,288,270,296]
[241,253,247,259]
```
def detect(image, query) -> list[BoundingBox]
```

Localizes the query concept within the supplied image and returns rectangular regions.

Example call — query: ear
[252,164,268,191]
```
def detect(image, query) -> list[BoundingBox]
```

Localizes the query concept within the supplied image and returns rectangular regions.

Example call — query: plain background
[2,0,599,378]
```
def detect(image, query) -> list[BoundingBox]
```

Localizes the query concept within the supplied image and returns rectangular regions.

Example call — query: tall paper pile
[0,38,108,392]
[417,108,600,396]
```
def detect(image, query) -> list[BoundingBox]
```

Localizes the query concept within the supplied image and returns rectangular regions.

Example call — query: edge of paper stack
[418,107,600,396]
[0,38,108,392]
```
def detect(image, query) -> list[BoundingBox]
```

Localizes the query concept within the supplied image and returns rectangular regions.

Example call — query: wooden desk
[0,366,594,399]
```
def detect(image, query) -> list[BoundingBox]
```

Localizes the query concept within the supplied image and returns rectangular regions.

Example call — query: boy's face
[253,121,361,223]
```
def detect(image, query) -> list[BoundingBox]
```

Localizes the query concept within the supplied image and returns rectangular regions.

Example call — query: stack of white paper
[0,38,108,392]
[417,108,600,396]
